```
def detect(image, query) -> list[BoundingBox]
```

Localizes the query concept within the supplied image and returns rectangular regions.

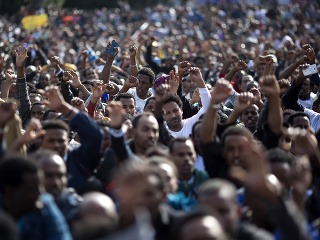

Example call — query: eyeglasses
[31,111,45,116]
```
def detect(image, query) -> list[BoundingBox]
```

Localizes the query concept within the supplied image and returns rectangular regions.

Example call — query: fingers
[238,92,255,105]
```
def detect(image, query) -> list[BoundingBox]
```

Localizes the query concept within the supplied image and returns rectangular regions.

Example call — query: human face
[38,74,50,88]
[198,191,238,235]
[192,123,202,152]
[117,173,165,219]
[40,129,69,157]
[31,104,47,121]
[85,69,98,80]
[158,163,178,194]
[12,172,43,216]
[299,78,311,97]
[270,162,291,188]
[292,116,310,130]
[240,105,259,132]
[133,115,159,153]
[136,74,152,98]
[239,76,253,92]
[41,155,67,200]
[144,99,156,112]
[256,64,265,78]
[119,98,136,117]
[171,140,196,180]
[223,135,250,167]
[163,101,183,131]
[180,216,226,240]
[29,94,42,105]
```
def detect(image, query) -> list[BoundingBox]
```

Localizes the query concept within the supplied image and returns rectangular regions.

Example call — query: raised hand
[234,92,255,114]
[106,101,126,129]
[38,86,66,111]
[71,97,86,111]
[249,87,262,105]
[259,55,275,65]
[105,83,115,93]
[81,50,89,60]
[210,79,233,104]
[20,118,46,144]
[178,61,191,74]
[0,101,17,128]
[129,45,137,58]
[94,109,104,121]
[189,67,205,87]
[228,54,239,64]
[259,75,280,97]
[50,56,61,69]
[155,84,170,103]
[234,60,247,71]
[92,83,107,102]
[124,76,139,89]
[68,70,81,88]
[15,45,28,68]
[168,70,180,94]
[4,69,16,85]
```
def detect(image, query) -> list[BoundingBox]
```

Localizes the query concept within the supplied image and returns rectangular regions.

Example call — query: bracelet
[64,107,74,118]
[211,103,221,110]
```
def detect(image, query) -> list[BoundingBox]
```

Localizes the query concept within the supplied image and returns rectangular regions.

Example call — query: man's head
[40,119,70,157]
[114,93,136,117]
[169,138,196,181]
[221,126,253,167]
[256,62,265,78]
[31,102,47,121]
[31,150,67,200]
[114,161,166,220]
[197,179,238,235]
[148,156,178,194]
[29,93,43,105]
[132,112,159,154]
[266,148,293,188]
[240,104,259,132]
[37,73,51,89]
[287,112,311,130]
[172,210,227,240]
[191,121,203,154]
[83,68,98,80]
[163,93,183,131]
[144,97,156,113]
[238,75,254,92]
[136,68,155,97]
[0,155,42,219]
[299,78,313,97]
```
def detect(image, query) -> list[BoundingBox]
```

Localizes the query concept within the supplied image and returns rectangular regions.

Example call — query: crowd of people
[1,0,320,239]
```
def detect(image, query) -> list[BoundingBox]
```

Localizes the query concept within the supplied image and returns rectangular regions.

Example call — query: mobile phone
[303,64,318,76]
[106,40,119,56]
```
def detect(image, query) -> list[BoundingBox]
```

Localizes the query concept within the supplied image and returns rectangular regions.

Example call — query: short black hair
[266,147,294,165]
[0,155,38,193]
[163,93,183,109]
[144,97,156,110]
[42,109,58,121]
[42,119,70,134]
[169,137,191,154]
[221,126,253,147]
[137,67,156,84]
[132,112,155,129]
[191,120,202,137]
[83,68,95,78]
[114,92,136,103]
[287,112,310,126]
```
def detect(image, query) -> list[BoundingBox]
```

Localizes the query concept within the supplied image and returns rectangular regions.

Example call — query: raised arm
[219,54,239,78]
[201,79,233,143]
[129,46,138,77]
[101,44,119,84]
[260,75,282,134]
[15,45,32,128]
[0,69,16,99]
[224,60,247,82]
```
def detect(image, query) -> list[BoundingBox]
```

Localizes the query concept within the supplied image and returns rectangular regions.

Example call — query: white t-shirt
[127,88,154,114]
[166,87,211,138]
[304,108,320,132]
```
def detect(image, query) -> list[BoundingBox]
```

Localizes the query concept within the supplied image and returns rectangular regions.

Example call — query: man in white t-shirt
[161,67,211,138]
[119,67,155,114]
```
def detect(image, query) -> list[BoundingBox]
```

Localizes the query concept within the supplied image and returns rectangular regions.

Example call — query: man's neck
[299,94,311,101]
[169,123,183,132]
[137,91,151,100]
